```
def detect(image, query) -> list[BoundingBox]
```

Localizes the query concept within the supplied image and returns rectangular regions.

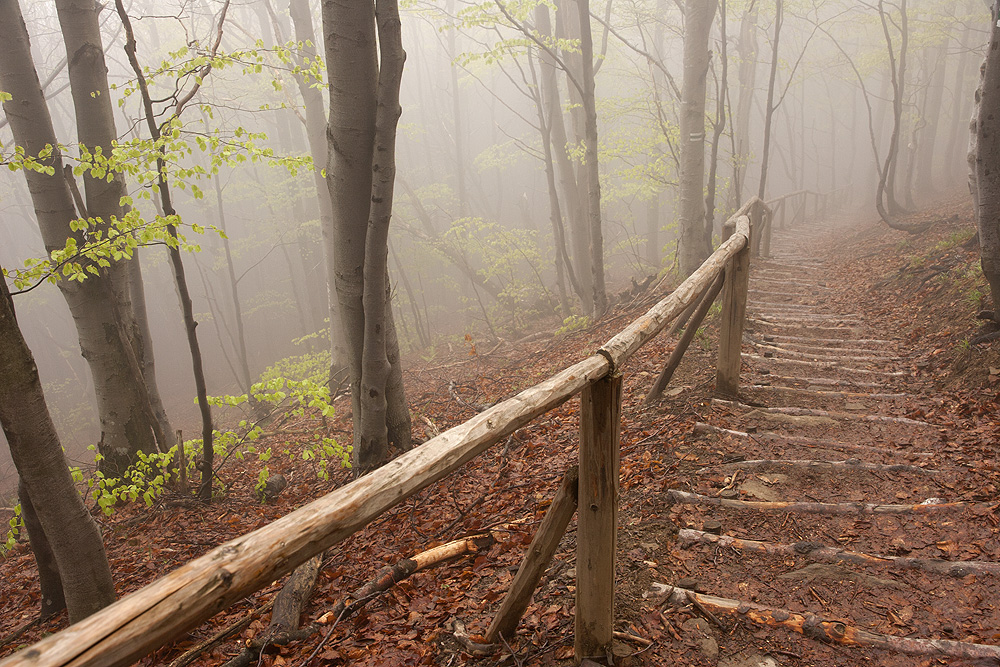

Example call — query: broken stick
[652,585,1000,661]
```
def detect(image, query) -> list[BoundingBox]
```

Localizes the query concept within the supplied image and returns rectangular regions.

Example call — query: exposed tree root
[652,586,1000,660]
[677,529,1000,577]
[692,422,931,459]
[696,458,938,475]
[666,489,969,515]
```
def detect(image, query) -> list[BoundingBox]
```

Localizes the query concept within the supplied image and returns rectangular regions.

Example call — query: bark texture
[323,0,411,472]
[0,276,115,623]
[975,2,1000,315]
[678,0,719,277]
[0,0,161,473]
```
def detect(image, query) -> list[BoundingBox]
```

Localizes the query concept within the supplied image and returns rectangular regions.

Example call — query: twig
[685,590,725,630]
[167,600,274,667]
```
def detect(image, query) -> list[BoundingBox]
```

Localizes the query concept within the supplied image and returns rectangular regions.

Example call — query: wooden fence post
[575,374,622,663]
[715,206,755,398]
[761,206,772,258]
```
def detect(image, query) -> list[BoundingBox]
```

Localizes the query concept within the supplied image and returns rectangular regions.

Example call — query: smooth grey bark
[18,479,66,619]
[323,0,411,472]
[974,2,1000,315]
[678,0,719,277]
[55,0,172,453]
[0,275,115,623]
[0,0,160,474]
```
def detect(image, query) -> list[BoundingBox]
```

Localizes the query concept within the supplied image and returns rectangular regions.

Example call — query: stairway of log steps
[657,221,1000,665]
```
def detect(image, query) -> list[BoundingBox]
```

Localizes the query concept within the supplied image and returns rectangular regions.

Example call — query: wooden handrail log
[599,203,753,370]
[0,356,609,667]
[5,196,767,667]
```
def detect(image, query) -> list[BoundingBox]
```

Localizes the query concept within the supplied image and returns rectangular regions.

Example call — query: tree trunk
[0,0,160,474]
[55,0,177,456]
[757,0,781,201]
[286,0,350,379]
[18,479,66,619]
[323,0,410,472]
[733,3,758,206]
[975,2,1000,316]
[679,0,719,277]
[0,275,115,623]
[916,37,948,194]
[704,0,728,248]
[876,0,909,219]
[576,0,608,314]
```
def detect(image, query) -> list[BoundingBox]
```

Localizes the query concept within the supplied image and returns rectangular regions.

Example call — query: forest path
[648,213,1000,666]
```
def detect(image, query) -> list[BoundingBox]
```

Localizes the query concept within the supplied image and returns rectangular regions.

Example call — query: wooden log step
[754,314,864,326]
[650,585,1000,660]
[759,334,899,346]
[753,344,899,364]
[747,301,827,310]
[748,289,823,298]
[747,322,861,337]
[753,340,902,358]
[748,385,912,401]
[695,458,938,475]
[691,423,931,459]
[746,354,908,376]
[711,399,936,428]
[677,529,999,577]
[751,375,884,389]
[752,278,830,289]
[666,489,968,515]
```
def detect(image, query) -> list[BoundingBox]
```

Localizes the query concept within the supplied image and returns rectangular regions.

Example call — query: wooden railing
[2,198,767,667]
[756,185,851,257]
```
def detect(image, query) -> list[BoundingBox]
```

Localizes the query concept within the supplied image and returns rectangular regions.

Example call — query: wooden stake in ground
[646,273,725,404]
[652,586,1000,660]
[576,374,622,662]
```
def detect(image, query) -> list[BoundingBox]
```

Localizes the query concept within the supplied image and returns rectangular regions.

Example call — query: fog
[0,0,989,496]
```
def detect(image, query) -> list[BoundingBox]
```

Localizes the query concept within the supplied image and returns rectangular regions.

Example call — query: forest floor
[1,188,1000,667]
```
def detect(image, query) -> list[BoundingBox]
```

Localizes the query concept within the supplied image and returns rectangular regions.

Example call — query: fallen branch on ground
[651,585,1000,660]
[677,529,1000,577]
[168,600,274,667]
[666,489,969,515]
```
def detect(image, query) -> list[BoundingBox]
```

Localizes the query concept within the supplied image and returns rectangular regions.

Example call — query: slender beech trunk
[679,0,719,277]
[975,2,1000,316]
[916,38,948,194]
[0,275,115,623]
[733,2,758,206]
[576,0,608,314]
[554,0,595,315]
[757,0,781,201]
[115,0,222,499]
[704,0,728,247]
[323,0,411,472]
[876,0,909,220]
[0,0,160,474]
[947,20,976,184]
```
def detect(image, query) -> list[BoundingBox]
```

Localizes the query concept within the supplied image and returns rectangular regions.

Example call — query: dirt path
[629,215,1000,667]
